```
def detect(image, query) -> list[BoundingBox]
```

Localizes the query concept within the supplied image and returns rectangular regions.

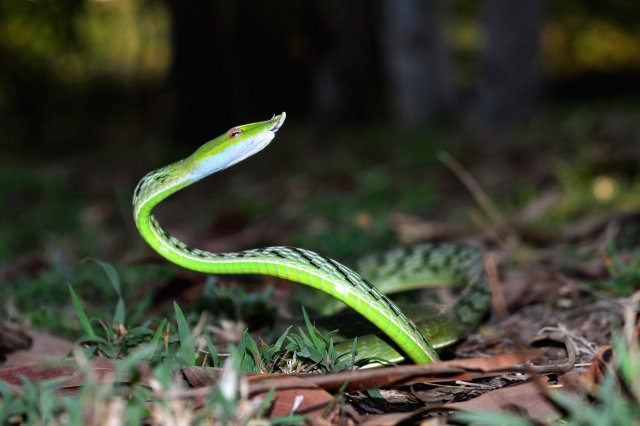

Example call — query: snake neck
[132,160,200,259]
[133,160,192,219]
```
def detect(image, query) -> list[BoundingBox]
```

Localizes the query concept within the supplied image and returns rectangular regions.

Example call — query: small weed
[2,277,331,424]
[0,348,297,424]
[599,242,640,295]
[195,276,274,325]
[66,261,355,376]
[284,308,356,374]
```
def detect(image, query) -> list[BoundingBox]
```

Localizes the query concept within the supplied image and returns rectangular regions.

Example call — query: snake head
[189,112,286,181]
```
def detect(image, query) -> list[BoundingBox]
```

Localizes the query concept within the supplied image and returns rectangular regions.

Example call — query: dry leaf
[448,370,586,424]
[4,330,73,367]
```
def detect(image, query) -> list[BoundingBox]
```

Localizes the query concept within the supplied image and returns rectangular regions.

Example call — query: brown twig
[485,251,508,320]
[438,151,520,251]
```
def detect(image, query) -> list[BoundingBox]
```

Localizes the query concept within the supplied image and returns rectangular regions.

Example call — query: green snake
[133,112,490,364]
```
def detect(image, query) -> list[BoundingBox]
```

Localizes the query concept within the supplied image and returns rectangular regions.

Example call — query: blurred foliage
[0,0,170,152]
[544,18,640,77]
[0,0,639,152]
[1,0,637,86]
[0,0,169,86]
[0,165,79,259]
[76,0,170,82]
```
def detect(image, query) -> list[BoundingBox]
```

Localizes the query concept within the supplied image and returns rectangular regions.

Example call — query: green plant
[284,308,356,374]
[1,259,354,423]
[599,242,640,295]
[237,327,291,374]
[68,265,157,360]
[67,259,356,376]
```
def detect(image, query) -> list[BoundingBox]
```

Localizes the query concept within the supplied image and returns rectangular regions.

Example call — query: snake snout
[270,112,286,132]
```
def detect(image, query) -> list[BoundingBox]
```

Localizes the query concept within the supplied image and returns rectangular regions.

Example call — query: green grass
[0,347,308,424]
[0,265,357,423]
[66,264,357,374]
[1,105,640,422]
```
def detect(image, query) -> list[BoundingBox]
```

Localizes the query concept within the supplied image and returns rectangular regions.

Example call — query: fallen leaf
[0,358,154,392]
[0,320,32,362]
[358,406,433,426]
[4,330,73,367]
[251,376,338,421]
[448,370,586,424]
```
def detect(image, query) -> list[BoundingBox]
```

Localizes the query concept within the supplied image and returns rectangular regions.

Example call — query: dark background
[1,0,639,274]
[2,0,639,151]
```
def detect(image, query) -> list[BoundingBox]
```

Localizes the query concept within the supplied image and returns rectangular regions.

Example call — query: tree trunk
[474,0,543,127]
[380,0,454,126]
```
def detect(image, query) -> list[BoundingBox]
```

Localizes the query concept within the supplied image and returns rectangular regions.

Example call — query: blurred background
[1,0,639,147]
[1,0,640,330]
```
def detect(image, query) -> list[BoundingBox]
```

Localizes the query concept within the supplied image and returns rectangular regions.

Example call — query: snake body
[133,113,490,364]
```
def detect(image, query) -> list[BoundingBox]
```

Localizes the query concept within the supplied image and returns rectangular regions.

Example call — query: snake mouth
[269,112,286,132]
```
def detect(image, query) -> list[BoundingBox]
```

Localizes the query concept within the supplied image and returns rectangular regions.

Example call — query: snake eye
[229,128,243,139]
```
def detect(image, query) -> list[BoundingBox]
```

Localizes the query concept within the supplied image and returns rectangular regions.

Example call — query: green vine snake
[133,112,490,364]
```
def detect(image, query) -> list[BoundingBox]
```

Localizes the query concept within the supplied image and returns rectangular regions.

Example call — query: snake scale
[133,112,490,364]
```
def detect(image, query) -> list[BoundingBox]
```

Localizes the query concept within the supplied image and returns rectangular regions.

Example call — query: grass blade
[174,302,195,365]
[113,298,126,327]
[272,326,291,355]
[83,258,121,296]
[68,284,96,339]
[302,307,323,349]
[204,335,219,367]
[149,318,167,355]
